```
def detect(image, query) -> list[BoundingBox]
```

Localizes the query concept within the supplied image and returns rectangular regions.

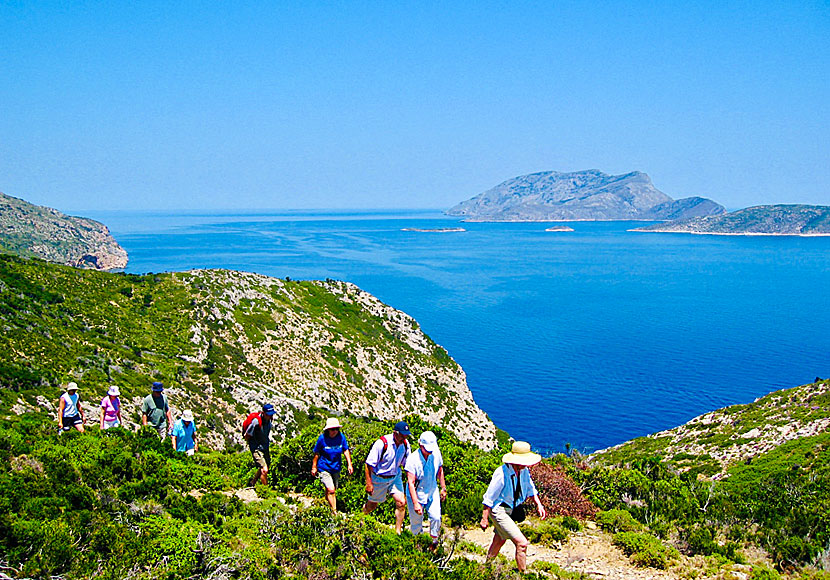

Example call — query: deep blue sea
[88,209,830,454]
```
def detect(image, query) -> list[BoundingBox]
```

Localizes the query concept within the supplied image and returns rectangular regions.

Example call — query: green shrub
[521,521,569,546]
[596,509,642,532]
[613,531,679,569]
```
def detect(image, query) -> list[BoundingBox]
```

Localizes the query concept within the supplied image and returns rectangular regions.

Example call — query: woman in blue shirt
[311,417,354,513]
[480,441,547,573]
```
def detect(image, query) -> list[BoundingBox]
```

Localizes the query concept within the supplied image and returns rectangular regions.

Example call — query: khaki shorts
[318,470,340,491]
[490,504,524,542]
[367,471,404,504]
[252,449,271,472]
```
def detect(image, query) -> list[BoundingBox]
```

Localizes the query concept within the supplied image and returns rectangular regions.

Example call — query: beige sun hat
[323,417,342,431]
[502,441,542,466]
[66,382,79,392]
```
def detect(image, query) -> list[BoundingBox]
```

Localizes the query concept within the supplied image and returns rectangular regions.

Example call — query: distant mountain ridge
[446,170,725,222]
[0,190,127,270]
[631,204,830,235]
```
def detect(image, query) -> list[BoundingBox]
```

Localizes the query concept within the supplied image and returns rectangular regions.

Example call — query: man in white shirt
[362,420,411,534]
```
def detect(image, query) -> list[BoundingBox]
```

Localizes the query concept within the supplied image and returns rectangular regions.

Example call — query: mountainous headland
[0,254,497,450]
[630,204,830,236]
[0,191,128,269]
[446,170,725,222]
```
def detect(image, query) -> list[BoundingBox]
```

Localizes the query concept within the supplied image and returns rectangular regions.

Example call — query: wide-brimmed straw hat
[323,417,342,431]
[502,441,542,466]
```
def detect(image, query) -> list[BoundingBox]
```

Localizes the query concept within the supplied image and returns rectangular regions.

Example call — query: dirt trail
[459,525,683,580]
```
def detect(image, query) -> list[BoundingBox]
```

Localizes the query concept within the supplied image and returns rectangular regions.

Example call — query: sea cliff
[0,191,128,269]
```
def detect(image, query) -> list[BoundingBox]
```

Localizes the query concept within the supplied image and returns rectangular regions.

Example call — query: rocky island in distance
[446,169,725,222]
[631,204,830,236]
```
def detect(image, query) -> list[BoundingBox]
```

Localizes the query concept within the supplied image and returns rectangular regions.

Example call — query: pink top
[101,395,120,421]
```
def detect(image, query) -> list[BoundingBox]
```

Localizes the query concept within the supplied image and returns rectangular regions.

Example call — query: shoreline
[628,229,830,237]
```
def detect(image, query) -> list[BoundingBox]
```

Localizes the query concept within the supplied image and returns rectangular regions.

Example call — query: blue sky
[2,1,828,211]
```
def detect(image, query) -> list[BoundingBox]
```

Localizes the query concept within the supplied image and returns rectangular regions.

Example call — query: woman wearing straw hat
[311,417,354,513]
[480,441,547,573]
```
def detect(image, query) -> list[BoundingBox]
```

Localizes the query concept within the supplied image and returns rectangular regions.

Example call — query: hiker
[57,382,85,432]
[141,381,173,438]
[311,417,354,513]
[362,420,411,534]
[244,403,276,486]
[480,441,547,574]
[404,430,447,546]
[100,385,123,430]
[171,410,198,455]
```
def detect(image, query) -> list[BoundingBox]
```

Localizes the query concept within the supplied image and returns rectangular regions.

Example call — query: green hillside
[0,254,497,449]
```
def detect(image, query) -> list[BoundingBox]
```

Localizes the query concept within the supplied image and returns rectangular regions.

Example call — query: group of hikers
[57,380,197,454]
[58,382,547,573]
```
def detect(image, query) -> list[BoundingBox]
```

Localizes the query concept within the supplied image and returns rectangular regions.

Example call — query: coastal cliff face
[0,256,497,450]
[632,204,830,235]
[0,191,128,270]
[446,170,725,222]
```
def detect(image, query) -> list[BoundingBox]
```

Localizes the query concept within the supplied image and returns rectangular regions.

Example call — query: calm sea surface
[88,210,830,453]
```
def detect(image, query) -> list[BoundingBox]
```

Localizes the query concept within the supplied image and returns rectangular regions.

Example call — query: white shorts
[102,419,120,429]
[407,490,441,538]
[367,471,404,503]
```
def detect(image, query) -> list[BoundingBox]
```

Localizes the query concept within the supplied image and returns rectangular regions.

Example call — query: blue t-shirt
[172,419,196,452]
[313,432,349,473]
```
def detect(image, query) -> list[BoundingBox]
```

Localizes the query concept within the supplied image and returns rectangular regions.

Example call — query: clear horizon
[3,2,829,212]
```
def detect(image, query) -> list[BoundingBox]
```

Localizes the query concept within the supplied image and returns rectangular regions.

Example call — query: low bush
[612,531,679,569]
[596,509,642,533]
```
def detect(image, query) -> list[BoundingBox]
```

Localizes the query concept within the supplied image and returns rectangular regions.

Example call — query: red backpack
[242,412,261,436]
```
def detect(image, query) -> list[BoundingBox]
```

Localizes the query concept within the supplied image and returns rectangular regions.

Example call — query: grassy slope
[0,255,495,449]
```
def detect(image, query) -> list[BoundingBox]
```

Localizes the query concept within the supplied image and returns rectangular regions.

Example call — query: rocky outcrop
[0,191,127,269]
[446,170,725,222]
[632,204,830,235]
[592,380,830,477]
[177,270,499,449]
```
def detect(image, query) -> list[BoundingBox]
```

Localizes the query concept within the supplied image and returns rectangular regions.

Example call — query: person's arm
[171,435,178,450]
[532,493,547,520]
[407,470,422,514]
[58,397,65,428]
[78,397,85,423]
[100,401,105,430]
[344,449,353,475]
[193,428,198,452]
[141,400,148,426]
[480,505,492,530]
[165,407,173,433]
[364,463,374,494]
[312,453,320,477]
[437,465,447,502]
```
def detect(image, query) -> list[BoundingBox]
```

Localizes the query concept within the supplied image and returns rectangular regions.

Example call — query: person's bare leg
[393,493,406,534]
[487,534,506,560]
[362,500,379,514]
[325,488,337,513]
[512,534,529,573]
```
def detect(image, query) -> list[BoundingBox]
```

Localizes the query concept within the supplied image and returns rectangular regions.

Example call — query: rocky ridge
[0,256,497,450]
[0,190,127,269]
[181,269,498,449]
[592,379,830,477]
[631,204,830,235]
[446,170,725,222]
